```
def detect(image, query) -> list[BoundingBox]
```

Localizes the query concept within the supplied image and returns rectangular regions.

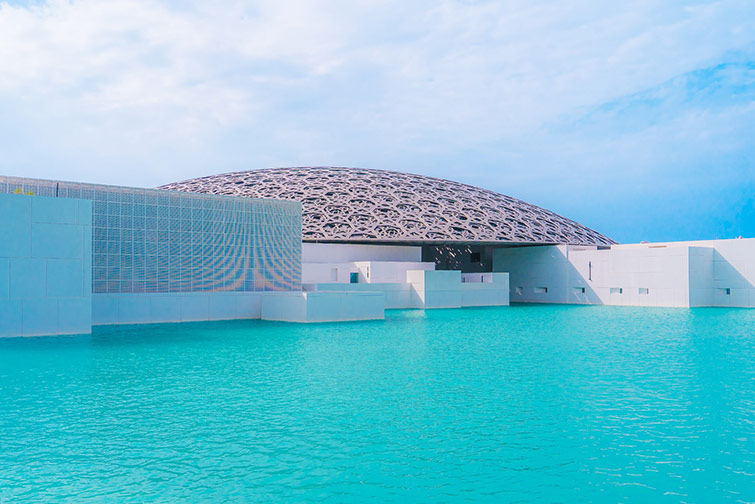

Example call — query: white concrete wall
[94,288,393,325]
[407,270,462,308]
[301,262,356,284]
[309,282,413,309]
[689,246,714,307]
[494,244,692,307]
[311,272,510,309]
[461,273,510,307]
[302,242,422,263]
[304,269,512,310]
[493,245,573,304]
[567,246,691,307]
[701,239,755,307]
[354,261,434,283]
[462,272,496,283]
[0,194,92,337]
[406,270,508,309]
[261,291,385,322]
[493,238,755,308]
[92,292,263,325]
[302,259,434,285]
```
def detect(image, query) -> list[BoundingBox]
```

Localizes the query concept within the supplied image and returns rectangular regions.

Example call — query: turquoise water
[1,305,754,503]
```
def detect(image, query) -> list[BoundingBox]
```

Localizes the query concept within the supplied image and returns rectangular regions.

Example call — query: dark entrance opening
[421,244,493,273]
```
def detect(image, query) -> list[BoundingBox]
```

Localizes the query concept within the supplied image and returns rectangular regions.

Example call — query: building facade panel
[0,193,92,337]
[0,176,302,295]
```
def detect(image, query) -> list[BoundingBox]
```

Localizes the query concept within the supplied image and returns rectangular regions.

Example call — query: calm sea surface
[1,305,754,503]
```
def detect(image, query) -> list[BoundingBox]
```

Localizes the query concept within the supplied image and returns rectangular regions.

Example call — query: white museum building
[1,167,753,337]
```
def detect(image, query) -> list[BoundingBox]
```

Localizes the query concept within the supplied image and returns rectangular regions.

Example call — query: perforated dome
[160,167,615,246]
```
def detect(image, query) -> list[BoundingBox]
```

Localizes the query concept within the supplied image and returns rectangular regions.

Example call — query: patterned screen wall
[0,176,302,293]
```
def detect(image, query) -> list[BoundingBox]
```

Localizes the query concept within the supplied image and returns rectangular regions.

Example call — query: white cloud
[0,0,753,200]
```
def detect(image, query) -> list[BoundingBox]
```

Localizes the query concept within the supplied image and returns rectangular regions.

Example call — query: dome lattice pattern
[160,167,615,246]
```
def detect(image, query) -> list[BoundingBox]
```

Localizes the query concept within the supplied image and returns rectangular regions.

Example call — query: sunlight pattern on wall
[0,176,302,293]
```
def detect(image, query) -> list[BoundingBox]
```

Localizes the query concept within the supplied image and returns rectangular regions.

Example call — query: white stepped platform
[305,271,511,310]
[260,291,385,323]
[304,282,412,309]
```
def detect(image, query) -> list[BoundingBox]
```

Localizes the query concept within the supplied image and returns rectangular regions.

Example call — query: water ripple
[1,305,754,502]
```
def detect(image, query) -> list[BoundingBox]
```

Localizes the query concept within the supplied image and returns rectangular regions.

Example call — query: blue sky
[0,0,753,243]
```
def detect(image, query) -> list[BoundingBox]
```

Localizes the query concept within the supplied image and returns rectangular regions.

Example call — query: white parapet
[260,291,385,323]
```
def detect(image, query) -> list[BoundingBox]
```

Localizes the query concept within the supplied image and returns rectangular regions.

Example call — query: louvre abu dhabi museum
[1,167,753,337]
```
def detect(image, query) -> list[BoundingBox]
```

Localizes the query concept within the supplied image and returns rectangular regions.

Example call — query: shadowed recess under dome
[161,167,615,246]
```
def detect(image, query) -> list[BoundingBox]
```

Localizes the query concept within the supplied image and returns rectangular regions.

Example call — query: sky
[0,0,753,243]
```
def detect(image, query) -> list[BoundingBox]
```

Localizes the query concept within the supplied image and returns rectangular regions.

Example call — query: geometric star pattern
[161,167,616,246]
